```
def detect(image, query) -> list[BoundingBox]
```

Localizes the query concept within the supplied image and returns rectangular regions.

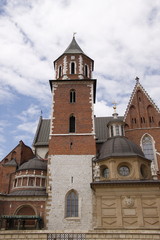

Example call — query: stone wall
[46,155,94,230]
[92,183,160,229]
[1,230,160,240]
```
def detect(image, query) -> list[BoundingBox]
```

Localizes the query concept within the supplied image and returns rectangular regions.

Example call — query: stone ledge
[1,229,160,234]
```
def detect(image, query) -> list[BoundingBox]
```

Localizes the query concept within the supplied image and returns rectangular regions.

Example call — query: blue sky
[0,0,160,159]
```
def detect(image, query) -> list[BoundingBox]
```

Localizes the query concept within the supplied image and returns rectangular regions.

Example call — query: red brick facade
[49,44,96,156]
[55,54,93,80]
[0,141,35,194]
[124,83,160,176]
[49,81,96,155]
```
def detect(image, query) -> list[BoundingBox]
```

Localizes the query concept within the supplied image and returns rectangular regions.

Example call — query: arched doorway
[13,205,41,230]
[16,205,36,216]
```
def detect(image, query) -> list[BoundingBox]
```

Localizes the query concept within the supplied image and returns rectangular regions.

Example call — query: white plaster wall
[36,147,48,159]
[46,155,94,230]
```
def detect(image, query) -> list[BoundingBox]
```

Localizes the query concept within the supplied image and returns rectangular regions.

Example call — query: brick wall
[49,81,96,155]
[55,54,93,80]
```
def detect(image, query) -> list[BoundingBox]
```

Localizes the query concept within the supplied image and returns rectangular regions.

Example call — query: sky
[0,0,160,159]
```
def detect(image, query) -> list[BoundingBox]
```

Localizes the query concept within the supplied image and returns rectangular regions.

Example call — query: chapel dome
[18,157,47,171]
[98,136,145,160]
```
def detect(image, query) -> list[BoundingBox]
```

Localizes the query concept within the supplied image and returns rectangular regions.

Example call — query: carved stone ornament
[123,196,135,208]
[93,162,100,181]
[151,162,157,176]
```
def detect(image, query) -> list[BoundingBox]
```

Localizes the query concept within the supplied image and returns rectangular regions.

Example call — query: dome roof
[98,136,145,160]
[18,157,47,171]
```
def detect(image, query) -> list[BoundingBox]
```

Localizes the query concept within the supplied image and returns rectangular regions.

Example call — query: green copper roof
[64,37,84,54]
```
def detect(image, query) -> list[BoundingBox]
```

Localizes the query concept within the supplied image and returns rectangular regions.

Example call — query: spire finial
[73,32,77,38]
[40,110,43,117]
[113,101,117,113]
[112,101,118,119]
[135,76,139,83]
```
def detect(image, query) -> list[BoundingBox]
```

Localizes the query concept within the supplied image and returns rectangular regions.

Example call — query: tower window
[111,126,114,137]
[71,62,75,74]
[70,89,76,103]
[69,115,75,133]
[66,191,78,217]
[59,66,62,78]
[121,125,124,136]
[115,125,120,136]
[84,65,88,77]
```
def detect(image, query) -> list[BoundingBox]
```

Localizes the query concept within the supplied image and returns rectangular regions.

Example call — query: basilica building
[0,37,160,235]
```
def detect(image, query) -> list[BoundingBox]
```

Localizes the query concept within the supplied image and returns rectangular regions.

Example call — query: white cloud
[17,104,41,122]
[17,121,38,134]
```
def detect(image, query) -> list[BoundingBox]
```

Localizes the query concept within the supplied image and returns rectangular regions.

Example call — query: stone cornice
[91,179,160,188]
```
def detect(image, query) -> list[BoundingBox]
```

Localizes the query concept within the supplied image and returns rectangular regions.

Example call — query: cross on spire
[73,32,77,38]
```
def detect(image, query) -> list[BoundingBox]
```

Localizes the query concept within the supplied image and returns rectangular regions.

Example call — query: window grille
[48,233,85,240]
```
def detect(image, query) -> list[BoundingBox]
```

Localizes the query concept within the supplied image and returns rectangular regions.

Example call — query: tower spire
[112,102,118,119]
[64,36,84,54]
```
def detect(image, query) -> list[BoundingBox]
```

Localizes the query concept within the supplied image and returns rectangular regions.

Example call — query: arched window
[71,62,75,74]
[69,115,75,133]
[28,178,35,186]
[59,66,62,78]
[142,134,155,161]
[84,65,88,77]
[70,89,76,103]
[66,191,78,217]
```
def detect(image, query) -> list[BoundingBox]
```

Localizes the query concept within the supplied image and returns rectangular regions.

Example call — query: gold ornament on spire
[113,101,117,113]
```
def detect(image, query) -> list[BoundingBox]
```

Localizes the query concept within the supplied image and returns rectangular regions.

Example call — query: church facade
[0,37,160,234]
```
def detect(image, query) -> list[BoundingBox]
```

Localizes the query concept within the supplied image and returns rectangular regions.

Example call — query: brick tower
[46,36,96,230]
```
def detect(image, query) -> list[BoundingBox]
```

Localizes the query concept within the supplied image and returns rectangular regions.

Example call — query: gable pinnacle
[135,76,139,83]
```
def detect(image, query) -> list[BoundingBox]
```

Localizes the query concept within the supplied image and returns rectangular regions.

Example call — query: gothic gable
[124,81,160,129]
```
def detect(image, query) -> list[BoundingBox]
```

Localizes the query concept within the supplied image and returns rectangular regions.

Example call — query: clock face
[119,166,130,176]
